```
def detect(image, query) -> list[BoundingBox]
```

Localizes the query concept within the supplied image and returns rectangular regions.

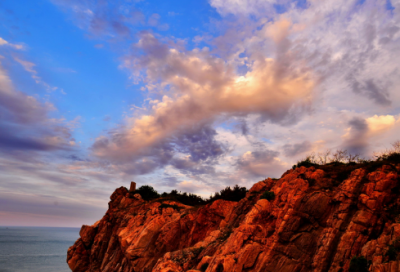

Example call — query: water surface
[0,227,79,272]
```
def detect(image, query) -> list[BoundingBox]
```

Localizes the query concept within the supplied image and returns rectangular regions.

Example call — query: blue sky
[0,0,399,227]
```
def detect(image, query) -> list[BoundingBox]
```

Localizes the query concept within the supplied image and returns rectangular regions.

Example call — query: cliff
[67,163,400,272]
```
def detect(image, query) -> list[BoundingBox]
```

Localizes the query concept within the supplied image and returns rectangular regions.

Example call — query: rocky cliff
[67,163,400,272]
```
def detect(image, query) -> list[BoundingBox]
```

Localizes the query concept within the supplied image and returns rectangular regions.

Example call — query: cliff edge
[67,163,400,272]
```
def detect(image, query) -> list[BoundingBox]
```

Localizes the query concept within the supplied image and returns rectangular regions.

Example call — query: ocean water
[0,227,80,272]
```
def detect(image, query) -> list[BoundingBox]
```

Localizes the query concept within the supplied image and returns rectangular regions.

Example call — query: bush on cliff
[200,263,209,272]
[135,185,160,200]
[216,263,224,272]
[386,245,397,261]
[293,141,400,171]
[208,185,248,202]
[134,184,248,205]
[385,239,400,261]
[161,190,206,206]
[349,256,368,272]
[162,185,248,205]
[260,191,275,201]
[295,156,318,168]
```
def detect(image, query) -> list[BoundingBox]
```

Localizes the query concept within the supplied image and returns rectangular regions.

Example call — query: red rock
[67,165,400,272]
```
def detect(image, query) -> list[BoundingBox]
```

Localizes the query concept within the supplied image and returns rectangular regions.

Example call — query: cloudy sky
[0,0,399,227]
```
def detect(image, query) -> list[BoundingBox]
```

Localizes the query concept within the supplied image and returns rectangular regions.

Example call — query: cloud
[283,140,312,157]
[54,67,77,73]
[49,0,400,195]
[91,0,400,180]
[209,0,400,109]
[0,130,70,152]
[237,149,287,178]
[172,124,226,162]
[0,61,75,155]
[0,37,24,50]
[342,117,369,155]
[148,13,161,27]
[366,115,396,134]
[13,57,36,73]
[50,0,164,38]
[209,0,281,17]
[0,190,106,227]
[13,56,57,91]
[94,31,314,162]
[342,114,398,155]
[48,0,400,187]
[351,78,391,106]
[91,122,226,178]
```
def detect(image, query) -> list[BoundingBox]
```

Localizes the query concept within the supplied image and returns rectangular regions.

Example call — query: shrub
[336,168,353,183]
[248,194,256,201]
[135,185,160,201]
[260,191,275,201]
[208,185,248,202]
[161,190,206,206]
[176,192,205,206]
[386,244,397,261]
[296,157,316,168]
[349,256,368,272]
[200,263,209,272]
[216,263,224,272]
[387,152,400,162]
[374,141,400,162]
[149,185,248,206]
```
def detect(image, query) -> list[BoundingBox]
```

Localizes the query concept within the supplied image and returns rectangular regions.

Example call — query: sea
[0,227,80,272]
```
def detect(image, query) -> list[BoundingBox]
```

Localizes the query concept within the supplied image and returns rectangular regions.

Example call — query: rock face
[67,164,400,272]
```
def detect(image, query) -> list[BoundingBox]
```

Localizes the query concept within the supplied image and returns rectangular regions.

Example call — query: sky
[0,0,399,227]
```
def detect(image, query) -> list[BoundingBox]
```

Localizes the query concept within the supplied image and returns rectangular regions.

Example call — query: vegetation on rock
[260,190,275,200]
[349,256,369,272]
[208,184,247,202]
[385,238,400,261]
[294,141,400,170]
[131,184,248,206]
[134,185,160,200]
[200,263,209,272]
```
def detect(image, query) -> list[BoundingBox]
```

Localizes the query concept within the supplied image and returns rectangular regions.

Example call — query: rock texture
[67,164,400,272]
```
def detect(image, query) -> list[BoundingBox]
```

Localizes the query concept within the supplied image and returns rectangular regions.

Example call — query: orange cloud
[93,33,315,160]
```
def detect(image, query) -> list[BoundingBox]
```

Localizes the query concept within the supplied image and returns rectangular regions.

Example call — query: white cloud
[209,0,279,16]
[13,57,58,91]
[0,37,24,50]
[367,115,397,134]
